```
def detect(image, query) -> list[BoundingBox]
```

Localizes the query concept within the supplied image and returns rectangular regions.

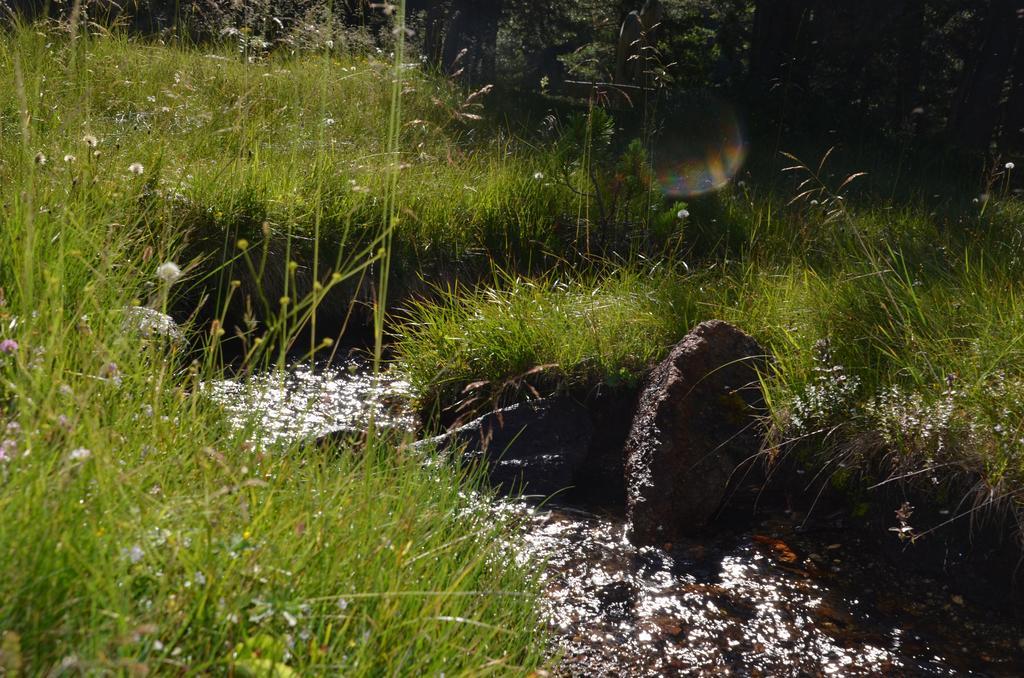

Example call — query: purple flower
[99,362,121,384]
[0,438,16,462]
[0,339,18,355]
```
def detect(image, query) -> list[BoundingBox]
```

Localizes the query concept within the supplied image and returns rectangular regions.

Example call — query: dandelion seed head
[34,152,47,166]
[533,171,544,180]
[1006,162,1016,171]
[676,209,690,219]
[129,162,144,175]
[82,134,98,148]
[64,154,76,163]
[156,261,181,284]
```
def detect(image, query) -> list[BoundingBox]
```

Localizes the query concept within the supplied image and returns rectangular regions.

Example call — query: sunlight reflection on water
[211,365,1024,676]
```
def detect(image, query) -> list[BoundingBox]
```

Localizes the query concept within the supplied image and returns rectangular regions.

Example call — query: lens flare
[655,96,747,199]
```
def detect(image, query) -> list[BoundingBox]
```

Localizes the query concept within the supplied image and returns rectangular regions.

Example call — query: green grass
[2,13,1022,673]
[399,180,1024,516]
[0,25,592,333]
[0,24,549,674]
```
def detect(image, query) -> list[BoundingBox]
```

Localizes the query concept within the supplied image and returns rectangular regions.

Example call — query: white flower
[1006,162,1016,170]
[156,261,181,284]
[533,171,544,180]
[82,134,98,148]
[69,447,91,461]
[676,209,690,219]
[129,162,144,175]
[324,118,335,126]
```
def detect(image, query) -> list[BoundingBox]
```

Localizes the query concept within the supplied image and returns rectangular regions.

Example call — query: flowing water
[212,364,1024,676]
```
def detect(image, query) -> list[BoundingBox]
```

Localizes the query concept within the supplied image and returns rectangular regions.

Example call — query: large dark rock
[625,320,768,545]
[416,397,593,498]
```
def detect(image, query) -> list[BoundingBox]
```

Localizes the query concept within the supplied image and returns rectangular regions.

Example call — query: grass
[1,10,1022,673]
[399,174,1024,524]
[0,22,550,674]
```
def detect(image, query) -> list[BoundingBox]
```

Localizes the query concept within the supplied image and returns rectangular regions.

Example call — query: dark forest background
[7,0,1023,160]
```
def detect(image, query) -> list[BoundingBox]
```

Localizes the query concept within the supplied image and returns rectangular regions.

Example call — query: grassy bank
[399,179,1024,527]
[0,25,549,674]
[0,24,652,342]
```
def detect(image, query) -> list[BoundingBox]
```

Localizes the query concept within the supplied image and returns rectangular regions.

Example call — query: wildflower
[123,544,145,563]
[337,597,349,611]
[676,209,690,220]
[0,438,16,462]
[324,118,335,126]
[0,339,18,354]
[156,261,181,284]
[82,134,98,148]
[69,447,91,461]
[129,162,145,175]
[194,571,207,586]
[99,362,120,382]
[1007,162,1016,171]
[63,154,76,163]
[533,171,544,180]
[34,152,47,166]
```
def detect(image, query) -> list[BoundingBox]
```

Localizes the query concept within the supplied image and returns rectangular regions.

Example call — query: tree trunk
[897,0,925,124]
[440,0,504,85]
[949,0,1023,152]
[748,0,809,94]
[1002,14,1024,150]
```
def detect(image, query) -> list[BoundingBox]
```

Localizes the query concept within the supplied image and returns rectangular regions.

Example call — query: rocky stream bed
[209,360,1024,676]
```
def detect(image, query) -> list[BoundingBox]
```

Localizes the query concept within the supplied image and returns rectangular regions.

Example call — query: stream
[210,363,1024,676]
